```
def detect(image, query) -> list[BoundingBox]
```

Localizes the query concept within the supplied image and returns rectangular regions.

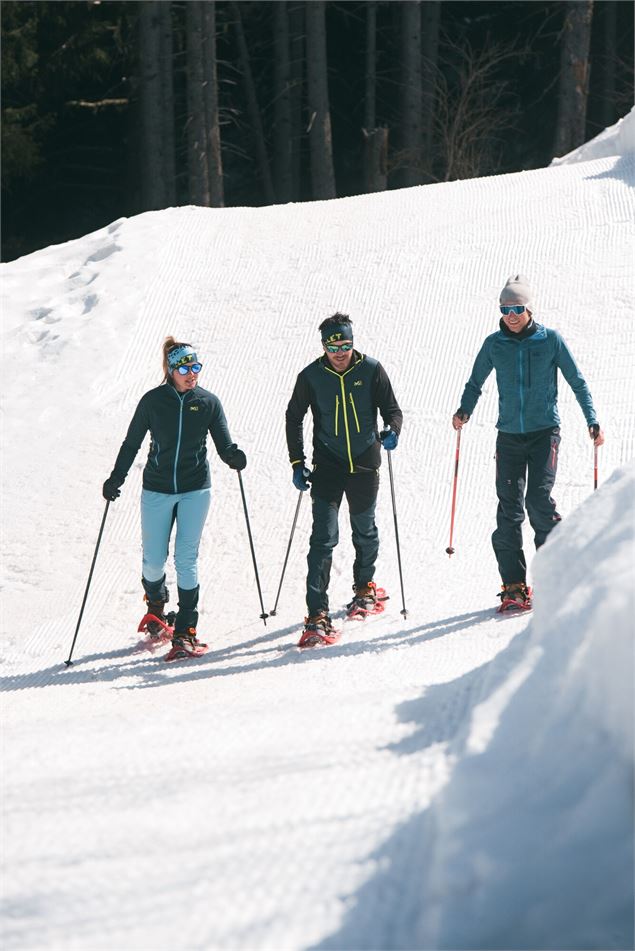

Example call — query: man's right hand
[102,477,121,501]
[452,410,469,431]
[292,463,312,492]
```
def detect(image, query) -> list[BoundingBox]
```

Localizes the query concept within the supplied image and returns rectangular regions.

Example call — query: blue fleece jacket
[459,321,598,433]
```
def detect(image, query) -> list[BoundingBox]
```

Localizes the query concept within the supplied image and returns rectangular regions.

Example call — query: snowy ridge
[1,147,634,950]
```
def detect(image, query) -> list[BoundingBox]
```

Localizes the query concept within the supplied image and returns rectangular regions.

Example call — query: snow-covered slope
[1,146,634,951]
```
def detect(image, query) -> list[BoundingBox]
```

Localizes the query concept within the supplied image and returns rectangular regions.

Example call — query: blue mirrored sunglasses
[176,363,202,376]
[500,304,526,316]
[325,342,353,353]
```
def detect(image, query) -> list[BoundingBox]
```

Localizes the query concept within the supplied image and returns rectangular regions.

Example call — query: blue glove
[380,429,398,451]
[292,463,312,491]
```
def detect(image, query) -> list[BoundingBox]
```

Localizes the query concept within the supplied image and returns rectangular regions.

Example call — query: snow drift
[414,463,635,950]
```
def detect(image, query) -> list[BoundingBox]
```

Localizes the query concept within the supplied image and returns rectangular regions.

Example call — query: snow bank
[552,106,635,164]
[416,462,635,950]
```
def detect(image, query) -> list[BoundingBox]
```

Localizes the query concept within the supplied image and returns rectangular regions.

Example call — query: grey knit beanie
[500,274,533,312]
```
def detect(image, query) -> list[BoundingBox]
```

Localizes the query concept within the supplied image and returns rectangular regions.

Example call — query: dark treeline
[2,0,633,261]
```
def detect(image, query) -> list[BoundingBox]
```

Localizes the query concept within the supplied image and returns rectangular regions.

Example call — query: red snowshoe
[298,613,341,648]
[164,628,209,662]
[346,582,388,620]
[497,582,533,613]
[138,611,175,642]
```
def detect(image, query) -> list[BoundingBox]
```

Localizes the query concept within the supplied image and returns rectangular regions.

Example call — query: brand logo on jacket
[189,405,199,411]
[353,380,363,386]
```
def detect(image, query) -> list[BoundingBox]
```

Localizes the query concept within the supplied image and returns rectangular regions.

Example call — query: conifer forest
[2,0,633,261]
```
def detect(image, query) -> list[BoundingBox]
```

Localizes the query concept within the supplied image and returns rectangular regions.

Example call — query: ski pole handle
[446,429,461,556]
[65,500,110,667]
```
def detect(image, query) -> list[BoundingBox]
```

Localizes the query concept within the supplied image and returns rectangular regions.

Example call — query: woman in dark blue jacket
[452,275,605,607]
[103,337,246,655]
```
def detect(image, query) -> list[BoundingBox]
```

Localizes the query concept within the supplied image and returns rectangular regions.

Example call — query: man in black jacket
[286,313,403,642]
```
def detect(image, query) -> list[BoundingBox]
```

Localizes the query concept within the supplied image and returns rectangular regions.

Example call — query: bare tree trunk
[305,0,336,200]
[202,0,224,207]
[554,0,594,158]
[273,1,293,203]
[186,0,210,205]
[421,0,440,179]
[289,2,305,200]
[230,1,275,204]
[399,0,424,186]
[363,2,387,192]
[158,1,175,205]
[600,0,617,127]
[139,0,171,209]
[364,0,377,133]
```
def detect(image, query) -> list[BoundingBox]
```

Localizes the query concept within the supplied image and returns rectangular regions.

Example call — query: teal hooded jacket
[459,321,598,434]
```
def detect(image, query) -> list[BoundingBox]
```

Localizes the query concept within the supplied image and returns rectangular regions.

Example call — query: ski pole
[446,429,461,556]
[387,450,408,619]
[270,491,303,616]
[593,442,598,490]
[237,471,269,626]
[65,500,110,667]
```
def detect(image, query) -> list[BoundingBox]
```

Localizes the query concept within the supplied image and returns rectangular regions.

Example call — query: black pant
[492,428,562,584]
[306,462,380,616]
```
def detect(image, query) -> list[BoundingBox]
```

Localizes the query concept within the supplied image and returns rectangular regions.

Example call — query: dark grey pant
[492,427,562,584]
[306,465,379,616]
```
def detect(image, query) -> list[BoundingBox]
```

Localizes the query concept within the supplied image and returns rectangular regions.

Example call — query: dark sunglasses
[325,342,353,353]
[500,305,526,316]
[176,363,202,376]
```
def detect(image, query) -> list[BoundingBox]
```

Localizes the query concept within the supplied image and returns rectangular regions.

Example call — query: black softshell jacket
[109,383,235,495]
[286,352,403,473]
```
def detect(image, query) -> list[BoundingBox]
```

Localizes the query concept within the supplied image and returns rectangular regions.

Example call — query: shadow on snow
[1,607,498,693]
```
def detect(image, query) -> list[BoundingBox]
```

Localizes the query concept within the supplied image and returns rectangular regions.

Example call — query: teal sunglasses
[325,343,353,353]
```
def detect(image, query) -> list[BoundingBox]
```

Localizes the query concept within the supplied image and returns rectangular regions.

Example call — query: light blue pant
[141,488,211,590]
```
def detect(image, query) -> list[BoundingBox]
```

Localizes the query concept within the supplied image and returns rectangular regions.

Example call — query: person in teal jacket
[452,275,605,605]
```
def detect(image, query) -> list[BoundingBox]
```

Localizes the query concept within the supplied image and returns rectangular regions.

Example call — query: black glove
[102,477,121,501]
[226,447,247,471]
[589,423,600,440]
[292,463,311,492]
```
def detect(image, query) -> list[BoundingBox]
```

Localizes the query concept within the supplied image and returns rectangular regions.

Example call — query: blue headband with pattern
[167,345,198,371]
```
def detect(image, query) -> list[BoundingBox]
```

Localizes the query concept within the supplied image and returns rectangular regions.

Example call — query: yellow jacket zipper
[349,392,360,433]
[324,359,362,474]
